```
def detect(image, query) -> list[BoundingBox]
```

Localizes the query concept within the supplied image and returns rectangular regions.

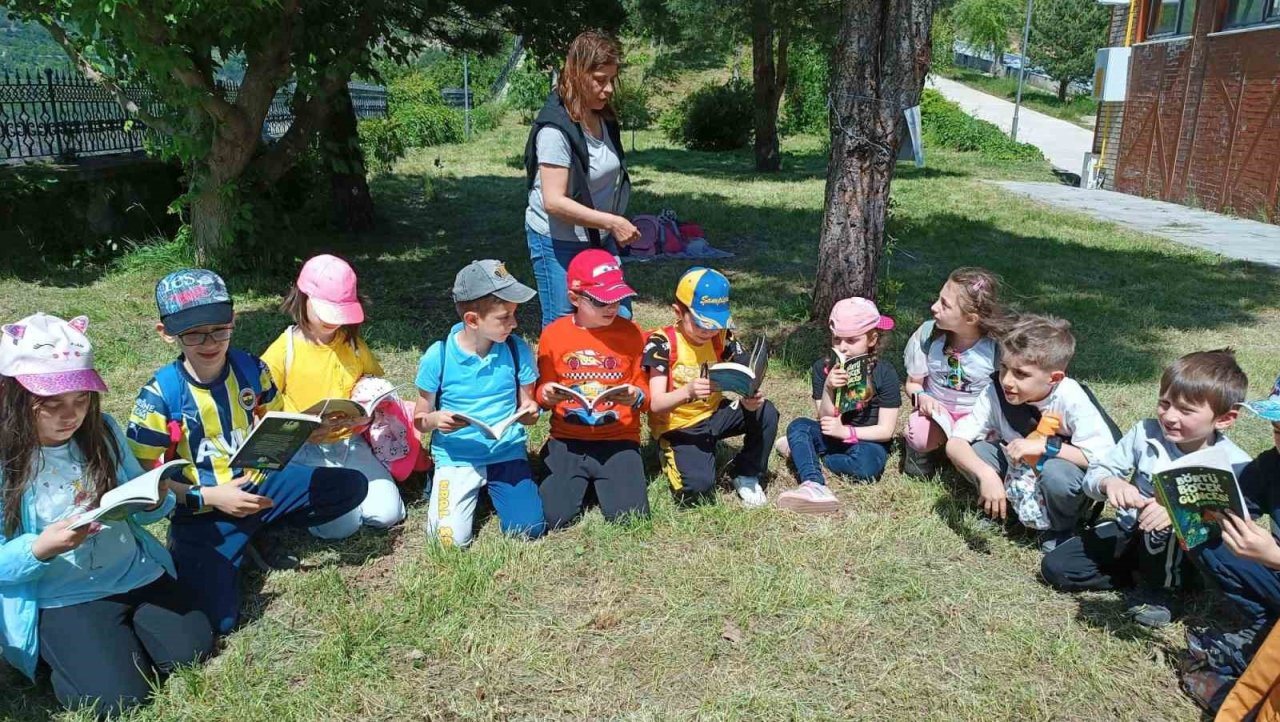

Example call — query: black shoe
[902,447,936,478]
[244,537,300,571]
[1124,588,1173,629]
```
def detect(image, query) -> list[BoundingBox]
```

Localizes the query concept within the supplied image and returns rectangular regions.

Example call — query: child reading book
[641,267,779,507]
[537,249,649,529]
[0,313,212,716]
[775,298,901,513]
[126,269,368,635]
[261,254,406,539]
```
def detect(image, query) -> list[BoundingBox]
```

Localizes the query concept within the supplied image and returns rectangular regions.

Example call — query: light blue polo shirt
[415,323,537,468]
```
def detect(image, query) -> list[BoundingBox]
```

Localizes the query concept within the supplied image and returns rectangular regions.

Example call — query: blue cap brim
[162,302,233,336]
[691,308,732,331]
[1241,399,1280,422]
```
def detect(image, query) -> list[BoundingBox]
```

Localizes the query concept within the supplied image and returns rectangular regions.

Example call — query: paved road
[929,75,1094,176]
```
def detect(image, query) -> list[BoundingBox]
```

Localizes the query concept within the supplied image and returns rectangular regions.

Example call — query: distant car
[563,349,619,370]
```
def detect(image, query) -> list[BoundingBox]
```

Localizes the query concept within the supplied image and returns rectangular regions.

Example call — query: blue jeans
[1198,539,1280,635]
[786,417,889,484]
[525,225,633,330]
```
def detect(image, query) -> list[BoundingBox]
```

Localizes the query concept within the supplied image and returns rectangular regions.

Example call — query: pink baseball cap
[829,297,895,337]
[0,313,108,396]
[566,249,636,304]
[297,254,364,325]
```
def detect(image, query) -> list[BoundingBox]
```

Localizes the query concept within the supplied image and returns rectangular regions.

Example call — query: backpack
[658,325,724,392]
[152,350,266,468]
[628,215,663,257]
[657,209,687,254]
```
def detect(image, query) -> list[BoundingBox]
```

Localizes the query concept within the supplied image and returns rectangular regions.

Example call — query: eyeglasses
[179,328,233,347]
[582,294,620,309]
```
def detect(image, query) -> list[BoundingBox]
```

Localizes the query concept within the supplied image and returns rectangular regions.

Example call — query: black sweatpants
[540,438,650,529]
[1041,520,1192,592]
[658,398,780,504]
[38,573,214,718]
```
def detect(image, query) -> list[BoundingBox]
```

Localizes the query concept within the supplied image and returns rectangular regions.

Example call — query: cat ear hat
[0,313,108,396]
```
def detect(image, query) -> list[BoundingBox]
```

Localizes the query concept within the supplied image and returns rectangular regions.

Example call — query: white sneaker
[732,475,767,508]
[774,437,791,458]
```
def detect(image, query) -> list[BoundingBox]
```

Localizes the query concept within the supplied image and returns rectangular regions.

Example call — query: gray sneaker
[1125,589,1173,628]
[902,447,936,478]
[1038,529,1074,554]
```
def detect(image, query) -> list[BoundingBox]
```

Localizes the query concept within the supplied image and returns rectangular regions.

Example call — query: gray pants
[965,441,1089,532]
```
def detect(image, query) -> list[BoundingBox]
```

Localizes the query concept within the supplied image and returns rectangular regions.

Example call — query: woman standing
[524,31,640,329]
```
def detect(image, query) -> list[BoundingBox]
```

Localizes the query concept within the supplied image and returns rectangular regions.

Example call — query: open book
[929,408,955,438]
[447,410,525,441]
[702,337,768,397]
[546,382,636,426]
[302,385,398,424]
[70,460,190,530]
[229,412,324,471]
[830,351,873,414]
[1151,442,1247,550]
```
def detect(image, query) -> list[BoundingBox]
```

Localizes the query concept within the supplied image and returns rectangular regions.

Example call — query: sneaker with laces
[732,475,767,508]
[777,481,840,514]
[1124,588,1173,629]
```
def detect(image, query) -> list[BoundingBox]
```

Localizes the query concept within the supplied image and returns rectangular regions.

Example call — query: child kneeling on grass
[1041,349,1252,629]
[537,249,650,529]
[127,270,368,635]
[641,267,779,508]
[414,260,545,547]
[946,314,1117,553]
[775,297,901,513]
[0,313,212,718]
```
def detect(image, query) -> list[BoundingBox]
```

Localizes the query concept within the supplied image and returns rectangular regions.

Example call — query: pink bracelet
[844,425,859,444]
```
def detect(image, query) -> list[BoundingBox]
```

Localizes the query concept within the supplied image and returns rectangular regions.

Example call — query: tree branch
[38,20,177,135]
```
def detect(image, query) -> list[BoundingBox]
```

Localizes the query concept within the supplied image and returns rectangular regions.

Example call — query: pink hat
[566,249,637,304]
[829,297,895,337]
[0,313,108,396]
[298,254,364,325]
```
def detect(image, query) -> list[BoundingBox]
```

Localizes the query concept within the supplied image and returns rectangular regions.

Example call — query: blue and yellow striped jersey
[126,349,281,487]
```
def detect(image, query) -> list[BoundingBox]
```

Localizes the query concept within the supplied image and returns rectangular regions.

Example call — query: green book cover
[831,351,873,414]
[1151,443,1246,550]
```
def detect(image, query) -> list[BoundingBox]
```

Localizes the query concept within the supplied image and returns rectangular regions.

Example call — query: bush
[358,117,407,173]
[397,104,465,148]
[387,70,444,113]
[782,42,830,136]
[468,102,507,134]
[931,9,958,73]
[613,80,653,131]
[507,63,551,122]
[666,80,754,151]
[919,89,1044,162]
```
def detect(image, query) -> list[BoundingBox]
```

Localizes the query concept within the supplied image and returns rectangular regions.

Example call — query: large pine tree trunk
[322,85,375,232]
[812,0,938,319]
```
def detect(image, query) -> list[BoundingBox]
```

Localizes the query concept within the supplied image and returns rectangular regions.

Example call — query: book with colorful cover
[830,350,873,414]
[1151,442,1247,550]
[702,337,768,397]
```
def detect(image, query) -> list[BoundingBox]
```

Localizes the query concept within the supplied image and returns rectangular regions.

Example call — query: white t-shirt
[951,378,1116,463]
[903,322,998,413]
[525,126,622,243]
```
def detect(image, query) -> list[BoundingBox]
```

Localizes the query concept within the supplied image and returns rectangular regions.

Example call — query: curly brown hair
[557,30,622,124]
[1,378,121,537]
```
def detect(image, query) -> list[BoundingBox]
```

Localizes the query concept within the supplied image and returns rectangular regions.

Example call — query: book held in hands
[702,337,769,397]
[228,412,324,471]
[830,350,873,414]
[70,460,191,530]
[1151,442,1247,550]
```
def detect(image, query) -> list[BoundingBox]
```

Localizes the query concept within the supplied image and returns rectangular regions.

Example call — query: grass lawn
[3,118,1280,721]
[939,67,1099,129]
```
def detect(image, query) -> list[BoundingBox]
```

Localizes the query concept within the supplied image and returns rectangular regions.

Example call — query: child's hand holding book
[1221,512,1280,568]
[825,366,850,390]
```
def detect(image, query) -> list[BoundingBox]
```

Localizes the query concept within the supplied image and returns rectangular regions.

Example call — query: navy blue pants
[1198,539,1280,635]
[168,464,368,635]
[785,418,889,485]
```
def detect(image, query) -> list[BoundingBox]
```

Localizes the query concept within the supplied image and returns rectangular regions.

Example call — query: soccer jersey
[126,349,281,487]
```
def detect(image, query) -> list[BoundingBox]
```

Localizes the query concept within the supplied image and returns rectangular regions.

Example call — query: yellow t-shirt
[643,328,729,437]
[261,327,384,426]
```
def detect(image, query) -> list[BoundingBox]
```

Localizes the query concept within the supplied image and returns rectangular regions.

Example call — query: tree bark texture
[322,85,375,232]
[812,0,938,320]
[751,0,789,173]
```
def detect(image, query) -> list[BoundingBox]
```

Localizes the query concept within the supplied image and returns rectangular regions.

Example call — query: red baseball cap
[566,249,636,304]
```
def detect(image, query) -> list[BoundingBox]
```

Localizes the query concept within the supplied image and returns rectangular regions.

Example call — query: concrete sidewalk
[928,75,1093,175]
[997,181,1280,268]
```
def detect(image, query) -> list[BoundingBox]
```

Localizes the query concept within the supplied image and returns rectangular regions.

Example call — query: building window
[1223,0,1280,27]
[1148,0,1196,35]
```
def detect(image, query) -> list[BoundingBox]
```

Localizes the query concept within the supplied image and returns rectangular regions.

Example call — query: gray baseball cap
[452,259,537,304]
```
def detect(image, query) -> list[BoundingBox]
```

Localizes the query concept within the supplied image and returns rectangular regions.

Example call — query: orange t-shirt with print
[536,315,649,442]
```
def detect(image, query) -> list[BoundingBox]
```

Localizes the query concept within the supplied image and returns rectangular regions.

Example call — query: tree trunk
[751,0,786,173]
[1057,78,1069,102]
[812,0,939,320]
[322,85,375,232]
[190,183,232,267]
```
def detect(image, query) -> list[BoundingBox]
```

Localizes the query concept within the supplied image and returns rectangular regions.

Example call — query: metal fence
[0,69,387,163]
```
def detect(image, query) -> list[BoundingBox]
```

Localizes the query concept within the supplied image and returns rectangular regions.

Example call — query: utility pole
[463,54,472,141]
[1010,0,1034,142]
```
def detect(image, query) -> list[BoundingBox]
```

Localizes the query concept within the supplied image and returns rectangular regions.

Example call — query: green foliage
[388,71,444,112]
[665,80,754,151]
[614,81,653,131]
[952,0,1020,69]
[507,63,551,122]
[782,41,830,135]
[931,8,958,72]
[396,104,465,148]
[919,89,1044,162]
[469,103,507,134]
[358,117,407,174]
[0,9,67,73]
[1029,0,1110,100]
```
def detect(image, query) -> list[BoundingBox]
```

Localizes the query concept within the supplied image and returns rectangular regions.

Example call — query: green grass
[4,117,1280,721]
[939,66,1099,129]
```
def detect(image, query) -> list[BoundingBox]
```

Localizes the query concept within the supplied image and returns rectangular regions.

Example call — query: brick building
[1091,0,1280,223]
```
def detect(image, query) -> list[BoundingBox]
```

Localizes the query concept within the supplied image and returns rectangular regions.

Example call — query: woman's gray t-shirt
[525,125,622,243]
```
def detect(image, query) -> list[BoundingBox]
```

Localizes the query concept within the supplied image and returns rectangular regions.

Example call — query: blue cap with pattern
[155,268,234,335]
[1243,374,1280,422]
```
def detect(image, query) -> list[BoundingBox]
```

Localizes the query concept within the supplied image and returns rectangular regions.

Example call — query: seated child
[127,269,368,635]
[537,249,650,529]
[776,297,901,513]
[1042,349,1251,630]
[413,260,545,547]
[262,254,406,540]
[0,313,212,717]
[642,267,779,508]
[946,314,1116,552]
[902,267,1004,478]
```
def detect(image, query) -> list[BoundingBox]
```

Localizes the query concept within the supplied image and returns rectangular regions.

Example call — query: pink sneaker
[776,481,840,514]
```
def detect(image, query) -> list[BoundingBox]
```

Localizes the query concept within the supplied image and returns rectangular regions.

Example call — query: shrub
[397,104,465,148]
[507,63,551,122]
[666,80,754,151]
[919,89,1044,162]
[358,117,407,173]
[782,42,830,136]
[613,80,653,131]
[387,70,444,113]
[468,102,507,134]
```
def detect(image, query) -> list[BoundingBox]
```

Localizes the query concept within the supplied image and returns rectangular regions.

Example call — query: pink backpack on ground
[629,215,666,257]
